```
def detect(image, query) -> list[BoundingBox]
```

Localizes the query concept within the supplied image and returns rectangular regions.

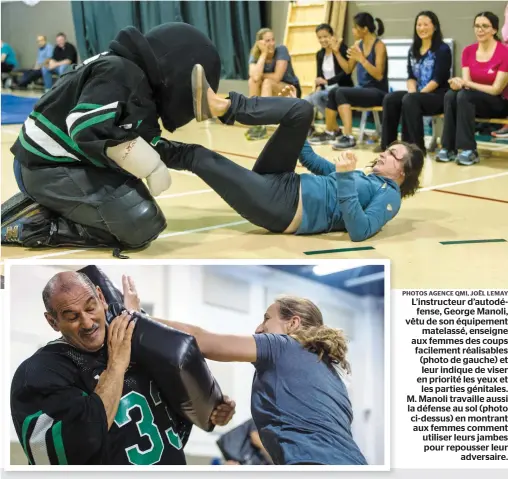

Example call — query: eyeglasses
[474,24,492,31]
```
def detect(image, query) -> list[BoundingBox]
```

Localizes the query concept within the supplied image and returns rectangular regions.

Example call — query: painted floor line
[304,246,375,255]
[433,189,508,204]
[420,171,508,192]
[440,239,506,245]
[157,220,249,239]
[156,188,213,200]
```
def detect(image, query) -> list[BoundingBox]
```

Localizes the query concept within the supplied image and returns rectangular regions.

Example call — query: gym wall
[1,0,77,68]
[345,1,506,76]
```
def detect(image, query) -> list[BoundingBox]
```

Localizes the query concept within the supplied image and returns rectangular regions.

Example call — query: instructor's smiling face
[45,278,108,352]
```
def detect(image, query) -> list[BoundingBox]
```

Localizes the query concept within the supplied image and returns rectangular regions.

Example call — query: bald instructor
[10,272,235,465]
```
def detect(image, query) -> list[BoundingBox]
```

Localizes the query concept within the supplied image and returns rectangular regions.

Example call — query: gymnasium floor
[1,91,507,288]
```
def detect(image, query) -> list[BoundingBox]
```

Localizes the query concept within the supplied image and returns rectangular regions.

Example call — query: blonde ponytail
[275,295,351,373]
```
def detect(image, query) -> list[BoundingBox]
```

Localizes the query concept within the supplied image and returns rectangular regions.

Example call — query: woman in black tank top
[309,13,389,150]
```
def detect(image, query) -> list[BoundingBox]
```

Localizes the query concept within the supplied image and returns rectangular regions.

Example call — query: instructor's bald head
[43,271,108,352]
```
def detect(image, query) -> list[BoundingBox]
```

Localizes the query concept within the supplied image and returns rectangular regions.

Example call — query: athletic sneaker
[332,135,356,150]
[435,149,456,162]
[245,125,267,141]
[491,125,508,139]
[456,150,480,166]
[308,130,340,145]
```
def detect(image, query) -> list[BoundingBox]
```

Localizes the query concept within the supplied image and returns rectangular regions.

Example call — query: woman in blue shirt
[311,13,389,150]
[162,65,424,242]
[381,11,452,154]
[159,294,368,465]
[1,40,18,72]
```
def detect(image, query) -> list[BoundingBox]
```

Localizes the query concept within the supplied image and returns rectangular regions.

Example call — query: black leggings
[1,62,14,73]
[381,90,446,151]
[161,93,314,232]
[327,86,386,110]
[442,89,508,151]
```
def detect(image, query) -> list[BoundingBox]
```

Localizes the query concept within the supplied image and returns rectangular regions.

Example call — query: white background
[393,290,508,469]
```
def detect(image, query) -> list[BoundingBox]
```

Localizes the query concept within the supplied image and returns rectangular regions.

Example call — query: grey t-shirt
[248,45,299,86]
[251,333,367,465]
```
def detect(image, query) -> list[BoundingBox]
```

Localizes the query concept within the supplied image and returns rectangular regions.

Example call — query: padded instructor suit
[5,23,221,250]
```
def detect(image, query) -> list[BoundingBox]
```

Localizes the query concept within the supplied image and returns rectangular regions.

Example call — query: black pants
[327,86,386,110]
[18,163,166,248]
[17,69,42,87]
[442,89,508,151]
[1,62,14,73]
[161,93,313,232]
[381,90,446,151]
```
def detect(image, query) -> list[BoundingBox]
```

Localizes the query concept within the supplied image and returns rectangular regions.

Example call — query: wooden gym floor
[1,91,507,288]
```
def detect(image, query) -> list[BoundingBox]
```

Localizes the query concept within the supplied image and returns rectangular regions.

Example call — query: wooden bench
[430,114,508,151]
[351,107,508,150]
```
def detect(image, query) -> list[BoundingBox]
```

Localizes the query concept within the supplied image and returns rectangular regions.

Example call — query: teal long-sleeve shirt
[296,141,401,241]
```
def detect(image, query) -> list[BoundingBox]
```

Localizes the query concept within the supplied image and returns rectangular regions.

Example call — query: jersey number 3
[114,382,182,465]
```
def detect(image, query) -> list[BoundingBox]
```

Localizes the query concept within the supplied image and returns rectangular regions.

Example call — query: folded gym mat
[1,94,38,125]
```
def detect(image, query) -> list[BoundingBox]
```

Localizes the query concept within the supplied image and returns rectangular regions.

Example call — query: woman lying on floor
[159,66,425,242]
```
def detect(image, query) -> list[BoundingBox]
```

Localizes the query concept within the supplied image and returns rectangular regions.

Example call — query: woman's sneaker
[491,125,508,139]
[456,150,479,166]
[435,149,456,162]
[308,130,339,145]
[332,135,356,150]
[245,125,267,141]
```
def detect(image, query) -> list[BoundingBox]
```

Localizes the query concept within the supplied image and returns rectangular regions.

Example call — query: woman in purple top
[437,11,508,166]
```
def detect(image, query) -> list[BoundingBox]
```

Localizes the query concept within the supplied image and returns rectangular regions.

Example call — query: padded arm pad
[106,137,171,196]
[78,266,223,431]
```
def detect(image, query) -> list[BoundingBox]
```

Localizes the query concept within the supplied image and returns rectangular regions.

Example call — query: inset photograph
[6,261,388,468]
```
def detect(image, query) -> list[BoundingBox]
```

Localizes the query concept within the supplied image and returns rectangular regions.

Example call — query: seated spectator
[381,11,452,155]
[306,23,354,142]
[437,11,508,166]
[246,28,301,140]
[1,40,18,73]
[312,13,389,149]
[491,2,508,138]
[42,32,77,92]
[13,35,53,89]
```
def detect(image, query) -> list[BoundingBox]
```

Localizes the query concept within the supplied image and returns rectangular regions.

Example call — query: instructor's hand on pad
[210,395,236,426]
[122,274,141,312]
[107,311,135,373]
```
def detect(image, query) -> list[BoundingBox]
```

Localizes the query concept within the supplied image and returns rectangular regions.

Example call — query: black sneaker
[308,131,338,145]
[332,135,356,150]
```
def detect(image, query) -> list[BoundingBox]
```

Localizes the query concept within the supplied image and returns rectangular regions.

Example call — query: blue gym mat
[1,94,38,125]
